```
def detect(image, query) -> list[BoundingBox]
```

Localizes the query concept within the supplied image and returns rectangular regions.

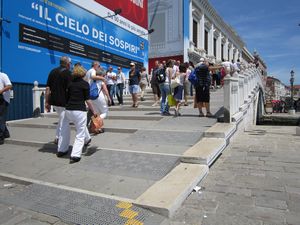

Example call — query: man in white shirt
[0,72,12,144]
[116,67,126,105]
[106,66,117,106]
[85,61,106,84]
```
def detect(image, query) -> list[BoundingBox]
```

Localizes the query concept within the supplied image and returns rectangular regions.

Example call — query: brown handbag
[90,115,104,134]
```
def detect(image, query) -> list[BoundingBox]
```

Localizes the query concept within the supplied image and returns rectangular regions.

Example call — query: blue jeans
[159,83,170,113]
[107,84,116,105]
[116,83,124,104]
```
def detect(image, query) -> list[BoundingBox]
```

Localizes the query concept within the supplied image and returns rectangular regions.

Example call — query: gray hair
[60,56,71,67]
[92,61,100,67]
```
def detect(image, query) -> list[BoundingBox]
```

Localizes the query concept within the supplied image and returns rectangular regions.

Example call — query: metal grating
[0,184,165,225]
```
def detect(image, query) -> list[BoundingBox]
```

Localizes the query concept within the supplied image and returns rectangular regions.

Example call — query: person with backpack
[88,68,111,133]
[194,58,213,117]
[150,60,161,107]
[159,60,172,115]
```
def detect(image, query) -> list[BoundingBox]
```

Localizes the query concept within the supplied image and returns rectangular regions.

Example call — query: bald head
[60,56,71,68]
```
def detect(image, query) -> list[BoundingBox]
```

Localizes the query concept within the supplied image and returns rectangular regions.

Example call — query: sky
[209,0,300,86]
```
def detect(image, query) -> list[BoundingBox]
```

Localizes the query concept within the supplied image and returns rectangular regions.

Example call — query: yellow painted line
[124,219,144,225]
[116,201,133,209]
[120,209,138,220]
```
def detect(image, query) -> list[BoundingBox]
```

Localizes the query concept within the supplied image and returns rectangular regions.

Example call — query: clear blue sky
[209,0,300,86]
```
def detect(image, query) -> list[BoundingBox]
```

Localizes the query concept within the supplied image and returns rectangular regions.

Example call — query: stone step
[204,122,236,139]
[181,137,226,166]
[135,163,208,217]
[5,126,199,155]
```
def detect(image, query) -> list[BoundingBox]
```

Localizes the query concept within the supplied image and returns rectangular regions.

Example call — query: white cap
[199,57,205,62]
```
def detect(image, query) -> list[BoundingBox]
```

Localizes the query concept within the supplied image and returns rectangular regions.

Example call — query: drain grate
[0,184,165,225]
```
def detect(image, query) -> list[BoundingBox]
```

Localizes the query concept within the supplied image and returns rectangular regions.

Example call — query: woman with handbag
[89,68,111,133]
[58,64,97,164]
[173,63,187,116]
[139,67,149,101]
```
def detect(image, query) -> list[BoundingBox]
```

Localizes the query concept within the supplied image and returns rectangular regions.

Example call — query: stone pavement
[0,89,225,224]
[165,125,300,225]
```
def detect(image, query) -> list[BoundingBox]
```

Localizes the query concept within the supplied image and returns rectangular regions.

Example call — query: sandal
[206,112,213,117]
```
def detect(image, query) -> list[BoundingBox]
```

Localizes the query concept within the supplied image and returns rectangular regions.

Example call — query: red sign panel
[95,0,148,29]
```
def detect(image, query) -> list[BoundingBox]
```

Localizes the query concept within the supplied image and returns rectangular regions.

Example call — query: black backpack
[155,68,166,83]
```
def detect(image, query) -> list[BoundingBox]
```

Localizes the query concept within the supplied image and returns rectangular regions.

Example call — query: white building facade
[148,0,248,68]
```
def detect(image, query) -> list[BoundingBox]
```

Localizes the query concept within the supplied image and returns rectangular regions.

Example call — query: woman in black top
[61,64,96,163]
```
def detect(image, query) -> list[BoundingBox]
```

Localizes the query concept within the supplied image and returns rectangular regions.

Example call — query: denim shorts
[129,85,139,94]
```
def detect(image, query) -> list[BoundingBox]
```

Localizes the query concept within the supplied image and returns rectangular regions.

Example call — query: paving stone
[17,219,52,225]
[251,189,288,201]
[255,197,287,210]
[201,213,263,225]
[245,206,286,224]
[286,212,300,225]
[1,212,30,225]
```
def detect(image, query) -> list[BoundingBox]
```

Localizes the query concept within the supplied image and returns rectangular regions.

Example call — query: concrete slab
[204,123,236,139]
[135,163,208,217]
[181,138,226,165]
[0,144,178,200]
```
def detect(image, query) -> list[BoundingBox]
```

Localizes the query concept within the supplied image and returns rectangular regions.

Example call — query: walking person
[45,56,72,145]
[183,61,192,106]
[89,68,111,133]
[173,63,186,116]
[116,67,126,105]
[0,71,12,144]
[85,62,106,127]
[106,66,117,106]
[159,60,172,115]
[150,61,161,106]
[128,62,141,108]
[195,58,213,117]
[139,67,149,101]
[58,64,97,163]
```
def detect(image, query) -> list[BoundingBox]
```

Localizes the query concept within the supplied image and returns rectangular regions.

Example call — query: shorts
[129,85,139,94]
[151,83,161,97]
[195,85,210,103]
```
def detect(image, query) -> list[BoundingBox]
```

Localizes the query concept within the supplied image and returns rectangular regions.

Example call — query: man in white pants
[45,56,72,146]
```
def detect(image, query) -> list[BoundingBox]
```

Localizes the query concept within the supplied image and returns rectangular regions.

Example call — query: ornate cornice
[193,0,245,49]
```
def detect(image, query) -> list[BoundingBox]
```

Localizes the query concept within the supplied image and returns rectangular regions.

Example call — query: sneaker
[84,138,91,147]
[69,157,81,164]
[206,112,213,117]
[162,112,171,116]
[56,151,68,158]
[199,112,205,117]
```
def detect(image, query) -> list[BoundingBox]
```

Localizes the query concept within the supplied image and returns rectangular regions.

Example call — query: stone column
[224,66,239,123]
[208,24,214,56]
[235,49,240,63]
[199,14,205,50]
[229,45,234,61]
[216,33,222,62]
[189,0,193,42]
[224,39,229,61]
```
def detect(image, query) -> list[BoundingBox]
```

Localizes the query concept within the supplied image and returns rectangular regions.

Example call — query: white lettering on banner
[109,36,138,54]
[92,28,107,42]
[130,0,144,8]
[55,13,90,35]
[29,2,142,55]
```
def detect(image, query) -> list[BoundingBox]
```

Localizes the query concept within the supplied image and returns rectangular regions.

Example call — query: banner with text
[2,0,148,84]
